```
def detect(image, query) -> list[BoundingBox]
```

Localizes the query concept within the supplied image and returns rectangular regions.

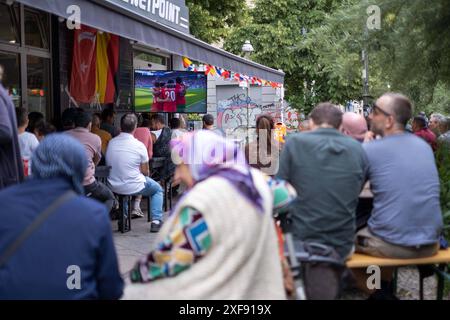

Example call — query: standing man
[175,77,187,113]
[67,111,115,212]
[277,103,367,259]
[0,64,23,189]
[202,114,214,130]
[162,80,177,113]
[107,114,164,232]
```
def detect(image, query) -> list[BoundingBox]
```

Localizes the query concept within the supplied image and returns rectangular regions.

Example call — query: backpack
[288,240,346,300]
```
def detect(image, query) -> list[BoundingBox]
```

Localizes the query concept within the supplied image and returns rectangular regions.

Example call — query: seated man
[341,112,368,143]
[150,114,175,181]
[358,93,443,259]
[277,103,367,259]
[66,111,115,212]
[107,114,164,232]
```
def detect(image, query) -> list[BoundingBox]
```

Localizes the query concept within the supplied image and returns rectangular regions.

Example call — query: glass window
[134,50,169,70]
[0,50,21,107]
[0,3,20,44]
[25,8,49,49]
[27,55,50,117]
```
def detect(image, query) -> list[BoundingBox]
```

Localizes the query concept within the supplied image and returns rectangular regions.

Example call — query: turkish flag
[70,25,97,103]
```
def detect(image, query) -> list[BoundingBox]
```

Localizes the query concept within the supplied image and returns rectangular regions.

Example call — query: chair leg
[147,196,151,222]
[127,196,131,232]
[119,196,125,233]
[392,267,398,295]
[419,270,425,300]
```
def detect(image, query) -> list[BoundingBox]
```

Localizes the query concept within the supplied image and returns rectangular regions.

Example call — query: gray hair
[430,113,446,123]
[120,113,138,133]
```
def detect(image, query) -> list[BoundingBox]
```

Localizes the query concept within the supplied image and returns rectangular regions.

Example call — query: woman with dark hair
[245,114,279,176]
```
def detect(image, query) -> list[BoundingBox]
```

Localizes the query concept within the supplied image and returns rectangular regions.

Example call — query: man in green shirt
[277,103,367,258]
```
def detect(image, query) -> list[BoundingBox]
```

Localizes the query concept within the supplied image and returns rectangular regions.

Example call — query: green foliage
[436,143,450,241]
[186,0,248,43]
[307,0,450,113]
[223,0,450,114]
[224,0,355,114]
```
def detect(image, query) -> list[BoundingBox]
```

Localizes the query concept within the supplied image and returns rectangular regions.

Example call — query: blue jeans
[129,177,164,221]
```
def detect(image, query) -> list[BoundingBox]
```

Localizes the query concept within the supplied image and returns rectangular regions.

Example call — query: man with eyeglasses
[354,93,443,299]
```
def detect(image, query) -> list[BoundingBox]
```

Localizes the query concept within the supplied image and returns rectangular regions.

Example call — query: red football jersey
[152,88,163,112]
[176,83,186,105]
[163,87,177,112]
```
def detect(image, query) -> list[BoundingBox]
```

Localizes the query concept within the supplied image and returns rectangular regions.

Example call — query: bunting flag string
[181,56,282,88]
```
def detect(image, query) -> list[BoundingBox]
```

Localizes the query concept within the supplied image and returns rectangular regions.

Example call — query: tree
[186,0,248,44]
[307,0,450,113]
[224,0,358,115]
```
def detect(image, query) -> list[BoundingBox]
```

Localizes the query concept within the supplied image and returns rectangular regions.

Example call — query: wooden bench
[346,249,450,299]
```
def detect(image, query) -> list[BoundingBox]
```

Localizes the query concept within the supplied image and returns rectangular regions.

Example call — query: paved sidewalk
[112,213,167,277]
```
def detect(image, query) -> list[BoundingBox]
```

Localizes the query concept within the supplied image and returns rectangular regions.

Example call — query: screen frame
[133,69,208,114]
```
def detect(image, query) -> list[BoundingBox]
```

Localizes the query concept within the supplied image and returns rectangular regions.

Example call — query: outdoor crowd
[0,73,449,300]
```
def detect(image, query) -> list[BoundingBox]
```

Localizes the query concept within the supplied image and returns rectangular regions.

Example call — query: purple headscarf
[171,130,264,212]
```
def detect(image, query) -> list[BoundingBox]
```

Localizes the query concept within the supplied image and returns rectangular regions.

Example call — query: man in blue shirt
[0,134,123,299]
[358,93,443,259]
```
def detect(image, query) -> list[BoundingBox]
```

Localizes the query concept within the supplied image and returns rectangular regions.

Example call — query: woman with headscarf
[0,134,123,299]
[123,130,290,299]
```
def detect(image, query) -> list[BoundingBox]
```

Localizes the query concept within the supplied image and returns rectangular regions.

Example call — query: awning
[17,0,285,83]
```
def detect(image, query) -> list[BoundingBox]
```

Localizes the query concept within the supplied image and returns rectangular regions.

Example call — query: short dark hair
[176,77,182,84]
[202,114,214,126]
[61,108,80,129]
[35,119,56,136]
[169,117,181,129]
[384,93,413,127]
[150,113,165,125]
[120,113,138,133]
[74,111,92,128]
[310,102,343,129]
[101,108,115,121]
[413,116,427,129]
[15,107,28,127]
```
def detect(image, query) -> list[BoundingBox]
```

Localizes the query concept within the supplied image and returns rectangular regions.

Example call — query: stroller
[275,209,347,300]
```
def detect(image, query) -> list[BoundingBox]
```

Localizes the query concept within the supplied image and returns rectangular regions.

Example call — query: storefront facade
[0,0,284,128]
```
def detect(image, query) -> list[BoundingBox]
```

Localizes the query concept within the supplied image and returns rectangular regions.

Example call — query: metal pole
[362,26,370,115]
[246,84,250,144]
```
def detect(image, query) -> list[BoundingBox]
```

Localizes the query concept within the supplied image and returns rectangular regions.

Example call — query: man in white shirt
[106,113,164,232]
[15,108,39,176]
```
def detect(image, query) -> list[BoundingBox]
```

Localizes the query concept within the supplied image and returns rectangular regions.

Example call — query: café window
[0,1,51,118]
[24,7,49,49]
[0,2,20,44]
[133,49,170,71]
[0,50,21,107]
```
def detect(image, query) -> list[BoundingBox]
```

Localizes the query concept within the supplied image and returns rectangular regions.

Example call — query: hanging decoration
[182,57,282,88]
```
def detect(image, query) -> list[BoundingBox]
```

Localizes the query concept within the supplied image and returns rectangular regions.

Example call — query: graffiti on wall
[217,93,280,130]
[217,93,300,131]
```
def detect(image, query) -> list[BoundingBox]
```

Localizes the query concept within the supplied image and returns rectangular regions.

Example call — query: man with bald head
[351,93,444,299]
[357,93,442,260]
[341,112,368,142]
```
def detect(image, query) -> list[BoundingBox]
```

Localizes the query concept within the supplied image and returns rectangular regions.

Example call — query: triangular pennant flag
[215,66,223,76]
[182,56,193,69]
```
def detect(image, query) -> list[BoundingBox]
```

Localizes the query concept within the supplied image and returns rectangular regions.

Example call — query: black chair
[94,166,111,185]
[150,157,172,212]
[115,194,132,233]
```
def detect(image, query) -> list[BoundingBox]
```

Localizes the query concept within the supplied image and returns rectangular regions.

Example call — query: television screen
[134,70,207,113]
